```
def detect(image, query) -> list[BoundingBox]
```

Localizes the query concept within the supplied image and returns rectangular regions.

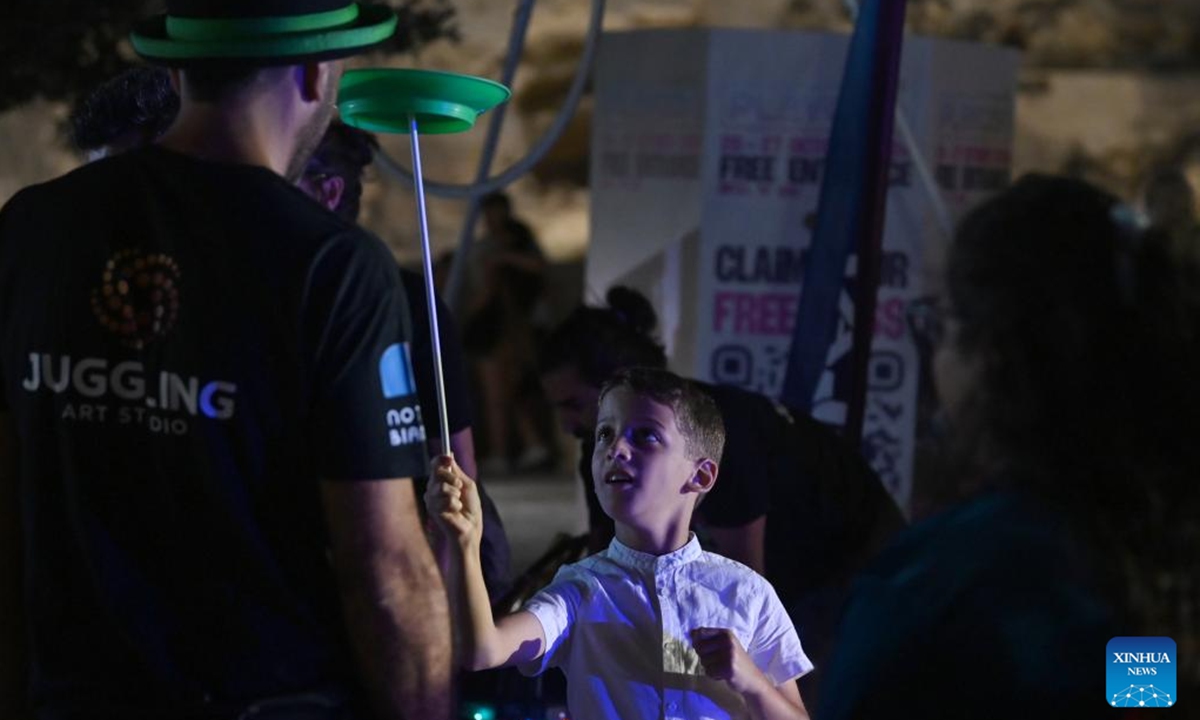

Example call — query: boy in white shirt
[427,367,812,720]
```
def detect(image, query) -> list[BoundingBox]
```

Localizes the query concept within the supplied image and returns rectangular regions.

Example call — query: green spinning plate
[337,68,511,135]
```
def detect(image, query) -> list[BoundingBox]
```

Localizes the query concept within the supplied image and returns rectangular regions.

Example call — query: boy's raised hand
[690,627,768,695]
[424,454,483,549]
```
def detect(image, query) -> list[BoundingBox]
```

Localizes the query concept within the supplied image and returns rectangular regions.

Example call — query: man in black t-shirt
[0,3,452,719]
[299,120,512,599]
[71,80,515,603]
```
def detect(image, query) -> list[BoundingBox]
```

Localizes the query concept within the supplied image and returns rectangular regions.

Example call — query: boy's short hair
[598,367,725,462]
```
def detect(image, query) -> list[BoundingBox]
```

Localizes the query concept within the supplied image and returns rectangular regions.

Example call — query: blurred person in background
[462,191,553,475]
[818,174,1200,719]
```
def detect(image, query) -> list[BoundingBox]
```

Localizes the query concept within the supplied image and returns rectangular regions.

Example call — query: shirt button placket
[656,568,671,710]
[661,574,670,654]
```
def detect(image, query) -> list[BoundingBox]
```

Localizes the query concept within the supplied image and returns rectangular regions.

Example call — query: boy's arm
[744,677,808,720]
[426,456,546,670]
[691,628,809,720]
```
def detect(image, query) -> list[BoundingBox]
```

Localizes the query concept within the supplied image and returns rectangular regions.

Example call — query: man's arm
[0,414,29,720]
[322,477,453,720]
[425,457,545,670]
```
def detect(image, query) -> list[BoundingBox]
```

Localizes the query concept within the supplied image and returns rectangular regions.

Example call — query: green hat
[131,0,397,66]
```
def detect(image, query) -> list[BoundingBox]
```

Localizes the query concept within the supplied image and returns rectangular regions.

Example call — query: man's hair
[179,63,264,103]
[70,67,179,152]
[306,120,380,222]
[598,367,724,462]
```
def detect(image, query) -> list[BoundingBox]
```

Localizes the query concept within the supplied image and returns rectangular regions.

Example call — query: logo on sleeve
[379,343,425,447]
[1108,637,1176,708]
[379,343,417,399]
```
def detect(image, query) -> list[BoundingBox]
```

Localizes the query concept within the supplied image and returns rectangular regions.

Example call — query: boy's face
[591,386,709,529]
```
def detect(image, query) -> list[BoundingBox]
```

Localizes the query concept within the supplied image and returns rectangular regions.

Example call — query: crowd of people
[1,1,1198,719]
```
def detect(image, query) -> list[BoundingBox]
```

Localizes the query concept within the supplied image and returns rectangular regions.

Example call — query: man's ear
[167,69,182,95]
[313,175,346,213]
[688,458,718,495]
[299,62,326,103]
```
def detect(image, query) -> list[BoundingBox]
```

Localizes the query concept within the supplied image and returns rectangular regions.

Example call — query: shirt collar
[607,533,702,574]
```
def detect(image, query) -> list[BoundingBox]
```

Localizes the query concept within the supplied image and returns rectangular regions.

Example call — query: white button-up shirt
[521,535,812,720]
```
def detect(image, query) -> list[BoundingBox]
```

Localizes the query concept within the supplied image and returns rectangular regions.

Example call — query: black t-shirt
[579,381,898,608]
[0,146,428,718]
